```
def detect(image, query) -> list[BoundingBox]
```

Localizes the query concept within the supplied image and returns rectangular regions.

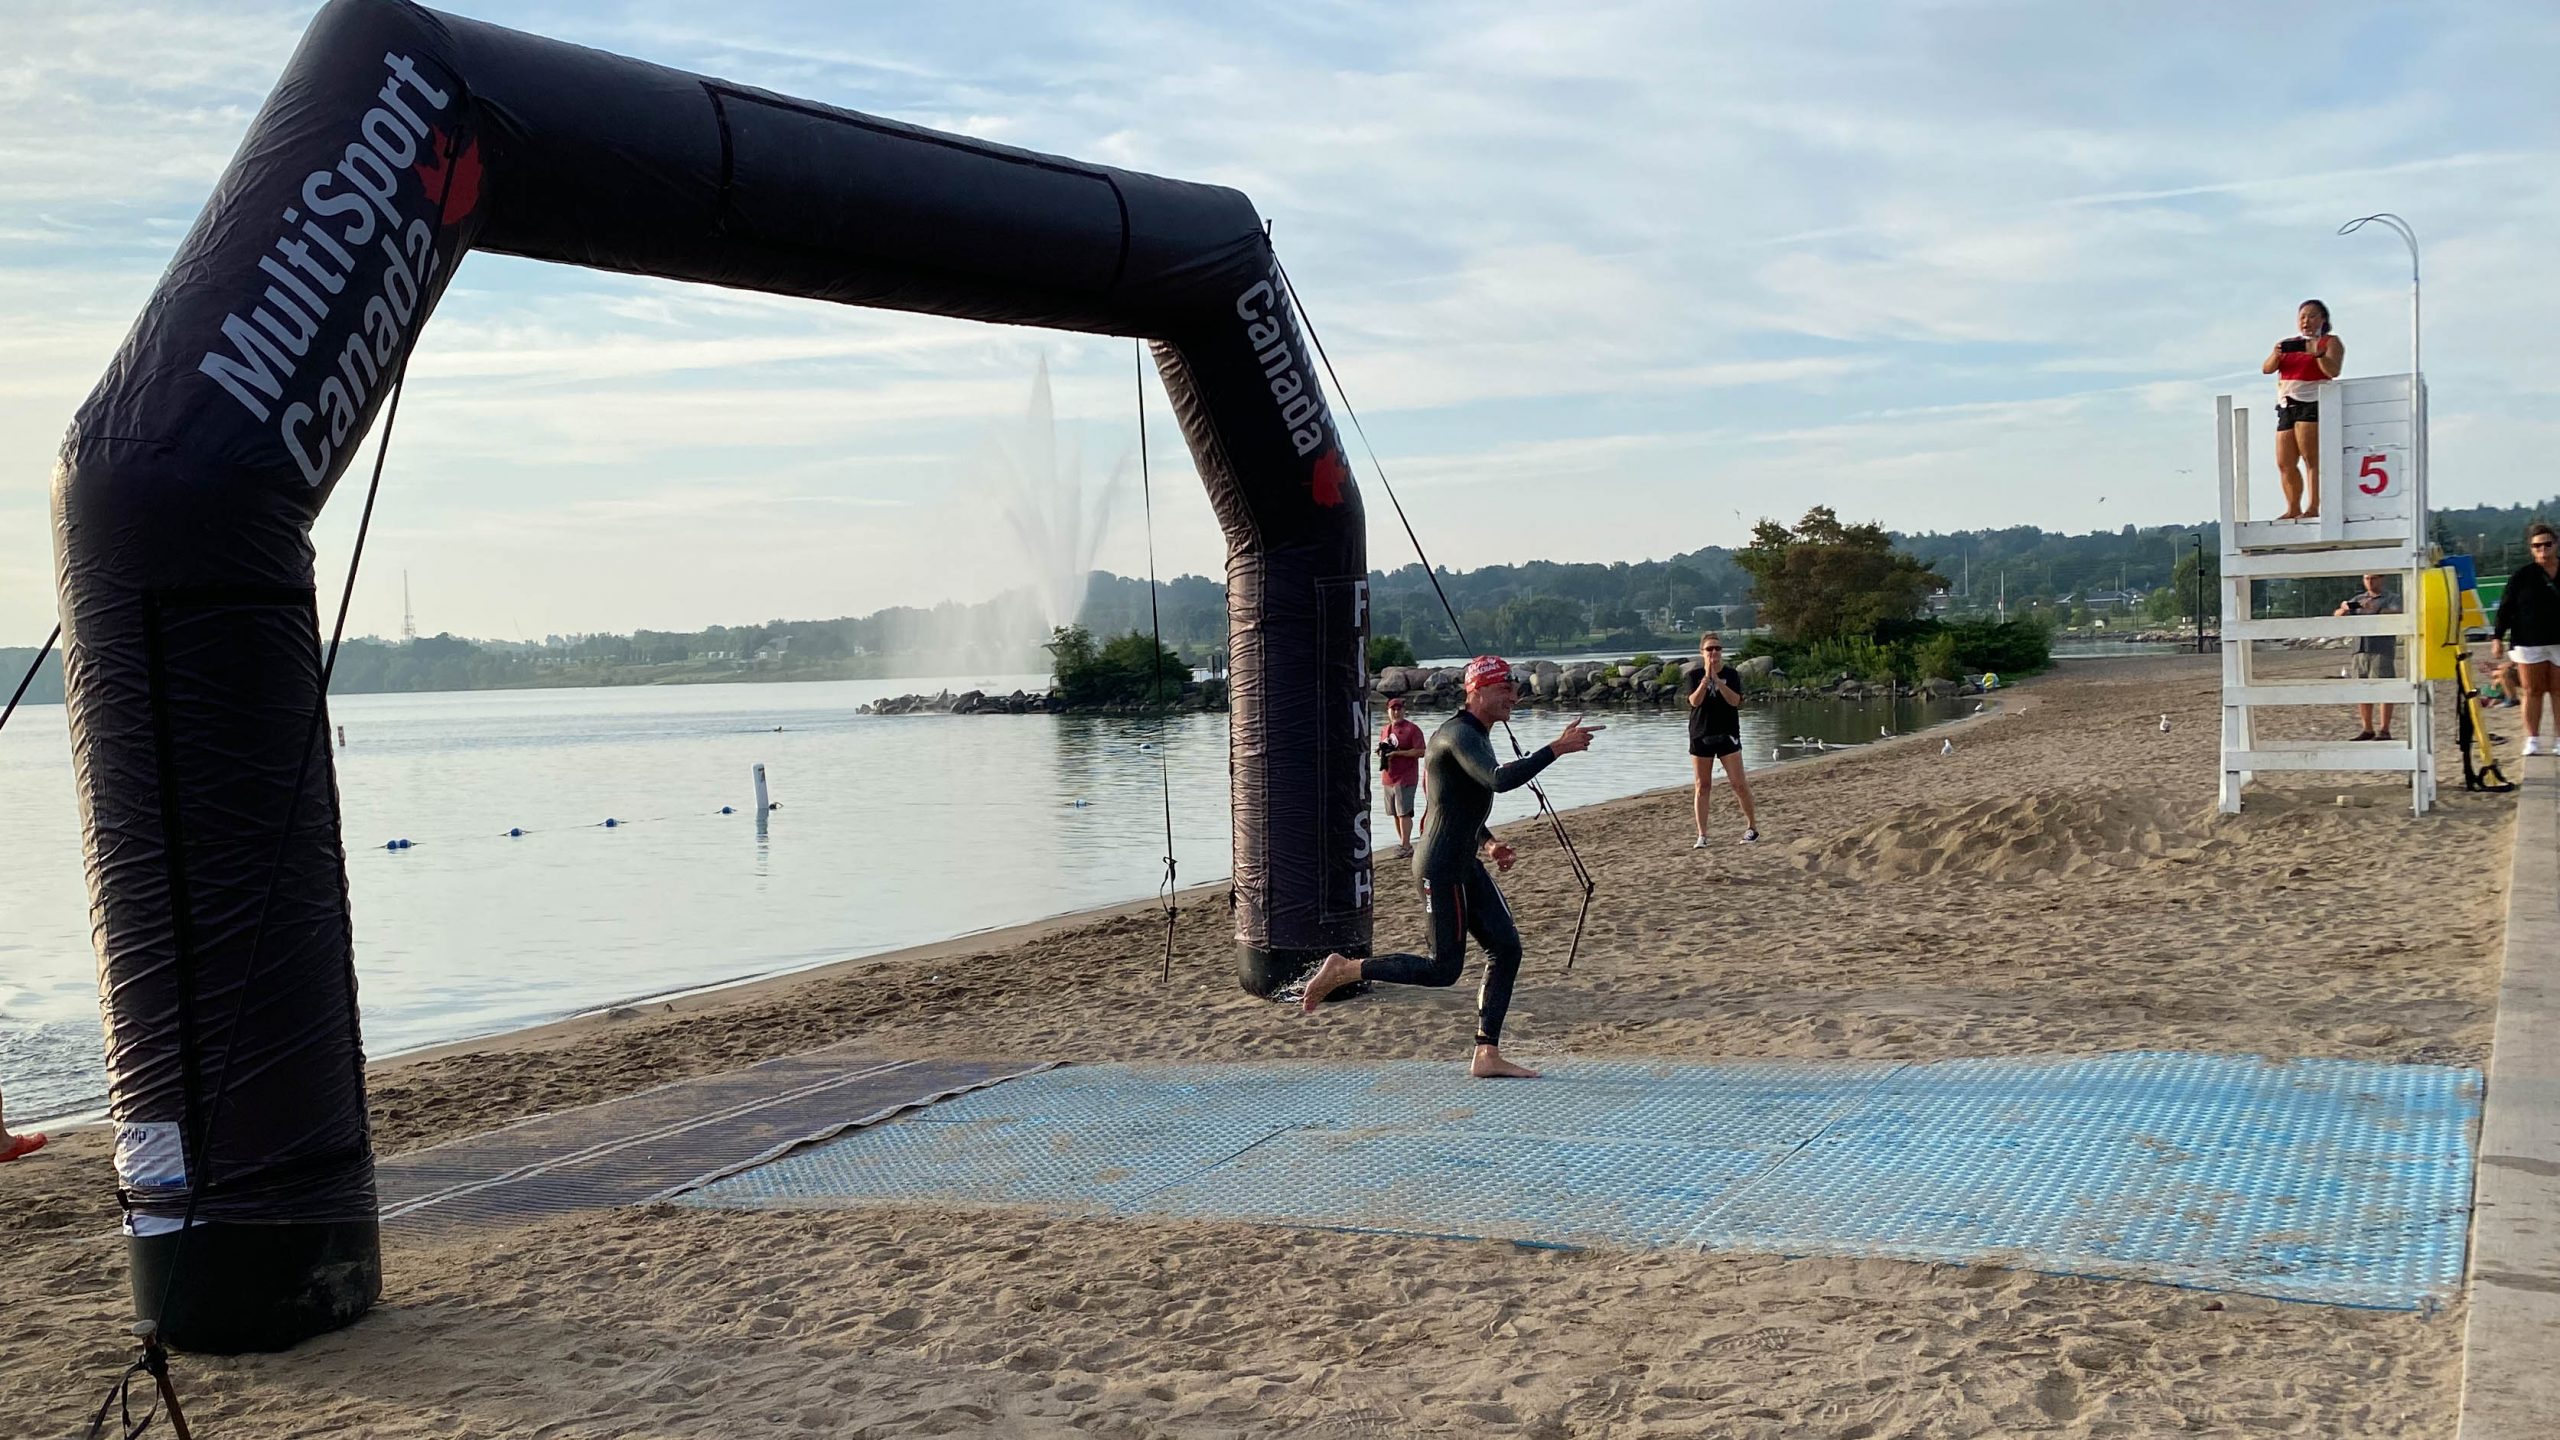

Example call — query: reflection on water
[0,678,1972,1123]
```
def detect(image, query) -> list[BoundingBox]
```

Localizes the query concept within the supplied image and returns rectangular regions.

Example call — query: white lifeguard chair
[2215,370,2432,814]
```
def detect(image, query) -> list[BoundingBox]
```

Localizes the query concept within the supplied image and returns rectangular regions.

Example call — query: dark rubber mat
[377,1049,1049,1241]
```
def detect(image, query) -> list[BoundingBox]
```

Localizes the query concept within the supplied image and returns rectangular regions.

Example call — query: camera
[2278,337,2307,353]
[1377,738,1398,766]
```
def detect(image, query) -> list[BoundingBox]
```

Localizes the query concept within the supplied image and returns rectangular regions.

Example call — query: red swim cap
[1464,655,1516,690]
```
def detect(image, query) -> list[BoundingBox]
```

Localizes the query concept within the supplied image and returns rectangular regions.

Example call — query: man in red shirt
[1377,695,1427,858]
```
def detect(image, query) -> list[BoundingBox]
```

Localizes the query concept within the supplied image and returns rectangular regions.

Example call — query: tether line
[1,624,60,735]
[1270,252,1598,971]
[1136,339,1179,983]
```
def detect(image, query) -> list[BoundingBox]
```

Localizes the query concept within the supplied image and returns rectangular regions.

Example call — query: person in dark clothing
[2493,521,2560,755]
[1299,655,1601,1078]
[2333,574,2400,741]
[1683,631,1759,847]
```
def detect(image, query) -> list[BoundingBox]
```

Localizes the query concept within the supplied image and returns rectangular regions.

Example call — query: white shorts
[2511,645,2560,667]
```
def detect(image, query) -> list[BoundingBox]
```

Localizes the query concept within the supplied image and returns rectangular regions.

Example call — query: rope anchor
[86,1322,194,1440]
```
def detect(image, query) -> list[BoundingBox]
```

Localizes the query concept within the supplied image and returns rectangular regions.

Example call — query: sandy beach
[6,653,2514,1436]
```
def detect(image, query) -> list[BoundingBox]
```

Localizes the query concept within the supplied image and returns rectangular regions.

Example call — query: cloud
[3,0,2557,643]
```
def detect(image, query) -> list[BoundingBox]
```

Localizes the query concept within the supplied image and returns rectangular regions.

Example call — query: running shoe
[1741,829,1760,844]
[1691,835,1709,849]
[2528,737,2546,757]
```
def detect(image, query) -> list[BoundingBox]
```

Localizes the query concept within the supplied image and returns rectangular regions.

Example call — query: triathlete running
[1299,655,1601,1078]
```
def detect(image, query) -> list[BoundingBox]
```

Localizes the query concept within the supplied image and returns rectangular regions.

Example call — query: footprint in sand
[2034,1369,2084,1422]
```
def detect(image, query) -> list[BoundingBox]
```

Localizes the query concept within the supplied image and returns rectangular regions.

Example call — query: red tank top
[2276,337,2332,383]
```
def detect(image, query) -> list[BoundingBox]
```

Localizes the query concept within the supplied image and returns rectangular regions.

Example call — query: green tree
[1045,625,1187,706]
[1734,506,1944,642]
[1367,634,1418,670]
[1495,594,1588,649]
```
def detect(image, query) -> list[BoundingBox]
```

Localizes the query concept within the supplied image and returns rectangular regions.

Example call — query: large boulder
[1920,677,1958,699]
[1736,654,1776,681]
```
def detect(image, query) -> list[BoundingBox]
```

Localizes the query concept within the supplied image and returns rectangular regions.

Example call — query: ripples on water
[0,676,1971,1123]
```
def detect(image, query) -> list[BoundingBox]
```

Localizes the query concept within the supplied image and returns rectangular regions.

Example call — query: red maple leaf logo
[1311,448,1349,507]
[414,128,483,226]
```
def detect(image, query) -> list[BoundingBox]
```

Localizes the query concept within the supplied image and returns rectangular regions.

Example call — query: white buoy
[753,762,771,834]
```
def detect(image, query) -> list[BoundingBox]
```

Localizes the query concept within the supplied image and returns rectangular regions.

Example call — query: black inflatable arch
[52,0,1371,1351]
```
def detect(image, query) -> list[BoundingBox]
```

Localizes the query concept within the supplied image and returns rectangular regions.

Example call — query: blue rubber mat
[678,1052,2481,1308]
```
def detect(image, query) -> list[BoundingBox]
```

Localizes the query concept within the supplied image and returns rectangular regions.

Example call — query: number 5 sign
[2342,442,2409,521]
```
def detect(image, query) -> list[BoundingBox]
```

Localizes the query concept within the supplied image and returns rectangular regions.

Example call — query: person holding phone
[2262,299,2345,520]
[2334,573,2400,741]
[1685,632,1759,846]
[1375,695,1427,858]
[1299,655,1601,1078]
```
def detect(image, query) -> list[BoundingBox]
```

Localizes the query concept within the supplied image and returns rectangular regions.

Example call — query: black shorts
[2275,398,2319,431]
[1690,733,1741,759]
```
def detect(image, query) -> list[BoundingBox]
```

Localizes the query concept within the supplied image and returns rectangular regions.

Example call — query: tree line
[6,496,2557,703]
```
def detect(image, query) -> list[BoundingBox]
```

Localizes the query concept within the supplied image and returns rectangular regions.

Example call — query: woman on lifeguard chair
[2262,299,2344,520]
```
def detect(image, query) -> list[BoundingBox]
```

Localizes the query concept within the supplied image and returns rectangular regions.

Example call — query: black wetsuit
[1360,709,1555,1045]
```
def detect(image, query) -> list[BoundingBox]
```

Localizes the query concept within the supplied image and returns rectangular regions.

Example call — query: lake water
[0,675,1973,1124]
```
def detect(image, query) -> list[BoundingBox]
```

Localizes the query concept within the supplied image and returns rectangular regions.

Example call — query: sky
[3,1,2557,646]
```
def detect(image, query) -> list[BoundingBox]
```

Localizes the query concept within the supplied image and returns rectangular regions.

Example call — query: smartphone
[2279,337,2307,353]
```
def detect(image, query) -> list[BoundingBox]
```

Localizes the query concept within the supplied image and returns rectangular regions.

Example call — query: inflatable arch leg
[52,0,1369,1350]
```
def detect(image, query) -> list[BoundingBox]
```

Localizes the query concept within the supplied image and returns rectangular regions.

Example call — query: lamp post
[2337,213,2422,514]
[2192,532,2207,653]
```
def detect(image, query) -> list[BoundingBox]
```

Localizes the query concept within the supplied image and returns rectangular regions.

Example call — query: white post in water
[753,763,770,833]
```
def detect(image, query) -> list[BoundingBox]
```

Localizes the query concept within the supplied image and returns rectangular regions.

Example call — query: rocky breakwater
[859,679,1230,716]
[1373,656,1992,709]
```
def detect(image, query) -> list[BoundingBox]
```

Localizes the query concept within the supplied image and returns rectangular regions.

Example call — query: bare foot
[2277,509,2303,520]
[2302,507,2321,520]
[1298,952,1365,1014]
[1470,1045,1542,1079]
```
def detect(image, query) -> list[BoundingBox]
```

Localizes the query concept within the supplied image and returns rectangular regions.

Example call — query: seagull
[2159,713,2171,733]
[1880,725,1891,738]
[1942,738,1954,755]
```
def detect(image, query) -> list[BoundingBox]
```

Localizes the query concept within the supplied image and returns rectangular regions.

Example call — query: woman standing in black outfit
[1686,632,1759,847]
[2493,521,2560,756]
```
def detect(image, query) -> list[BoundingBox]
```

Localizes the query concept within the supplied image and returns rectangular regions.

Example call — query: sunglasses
[2536,542,2556,551]
[1702,646,1723,652]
